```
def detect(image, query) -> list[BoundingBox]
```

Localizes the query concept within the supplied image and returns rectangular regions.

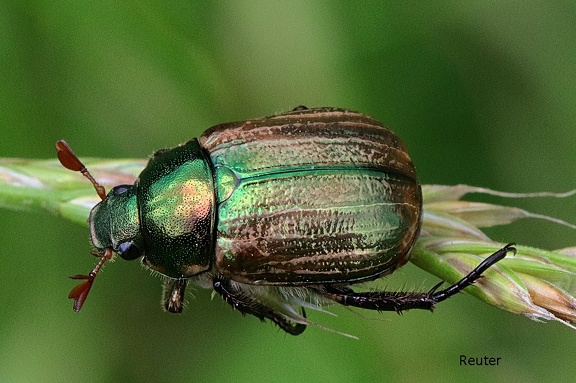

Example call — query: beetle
[57,106,513,335]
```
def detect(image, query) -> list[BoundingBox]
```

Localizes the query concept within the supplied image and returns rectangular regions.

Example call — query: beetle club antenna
[55,140,113,311]
[55,140,107,200]
[68,248,114,311]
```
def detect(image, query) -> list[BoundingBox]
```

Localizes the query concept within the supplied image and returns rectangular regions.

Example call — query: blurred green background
[1,2,575,382]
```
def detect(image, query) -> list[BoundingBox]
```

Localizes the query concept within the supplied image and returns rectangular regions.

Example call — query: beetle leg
[162,278,188,313]
[212,275,307,335]
[322,244,515,313]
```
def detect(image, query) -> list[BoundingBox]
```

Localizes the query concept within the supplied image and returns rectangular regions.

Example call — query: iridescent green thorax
[137,139,215,278]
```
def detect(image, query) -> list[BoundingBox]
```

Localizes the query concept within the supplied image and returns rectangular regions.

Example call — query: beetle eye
[118,242,141,261]
[111,185,131,195]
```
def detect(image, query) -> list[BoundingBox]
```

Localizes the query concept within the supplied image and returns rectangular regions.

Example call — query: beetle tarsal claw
[429,244,515,304]
[427,281,444,295]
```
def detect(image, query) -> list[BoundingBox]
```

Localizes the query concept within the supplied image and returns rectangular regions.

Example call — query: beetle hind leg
[321,244,515,313]
[213,275,307,335]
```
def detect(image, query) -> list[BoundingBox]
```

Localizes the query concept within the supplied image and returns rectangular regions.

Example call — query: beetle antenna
[56,140,112,311]
[55,140,107,200]
[68,247,114,311]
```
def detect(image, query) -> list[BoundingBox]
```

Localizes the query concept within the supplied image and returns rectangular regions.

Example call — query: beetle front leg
[162,278,188,313]
[322,244,515,313]
[212,275,307,335]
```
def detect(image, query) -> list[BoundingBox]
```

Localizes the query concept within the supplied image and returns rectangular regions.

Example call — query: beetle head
[89,184,143,261]
[56,140,142,312]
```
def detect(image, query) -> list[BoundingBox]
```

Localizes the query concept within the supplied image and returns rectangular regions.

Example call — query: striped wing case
[199,107,421,285]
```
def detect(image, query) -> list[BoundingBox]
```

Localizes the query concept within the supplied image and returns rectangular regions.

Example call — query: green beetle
[58,106,513,335]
